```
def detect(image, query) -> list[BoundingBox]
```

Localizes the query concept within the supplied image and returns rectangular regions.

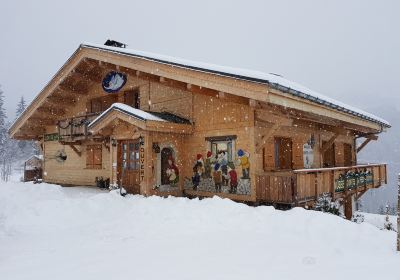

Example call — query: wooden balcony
[256,164,387,205]
[57,113,99,143]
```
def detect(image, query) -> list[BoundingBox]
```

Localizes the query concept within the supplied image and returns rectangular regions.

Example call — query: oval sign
[102,71,127,93]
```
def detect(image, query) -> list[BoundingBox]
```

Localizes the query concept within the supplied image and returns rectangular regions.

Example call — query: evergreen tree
[15,96,28,150]
[0,85,13,181]
[16,96,26,118]
[0,85,7,153]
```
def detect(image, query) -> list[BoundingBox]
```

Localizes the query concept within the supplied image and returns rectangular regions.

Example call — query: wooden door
[322,141,335,168]
[118,140,141,194]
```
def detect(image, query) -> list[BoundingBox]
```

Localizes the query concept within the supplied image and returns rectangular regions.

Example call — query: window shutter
[263,141,275,171]
[86,145,102,169]
[292,138,304,169]
[93,145,102,169]
[86,146,94,168]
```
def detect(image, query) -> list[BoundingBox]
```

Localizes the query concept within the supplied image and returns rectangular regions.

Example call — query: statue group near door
[186,149,251,195]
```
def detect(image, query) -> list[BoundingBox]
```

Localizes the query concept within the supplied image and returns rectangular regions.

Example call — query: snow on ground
[0,179,399,280]
[360,211,397,230]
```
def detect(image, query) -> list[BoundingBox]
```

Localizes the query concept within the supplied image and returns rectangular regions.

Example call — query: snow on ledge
[89,103,166,128]
[82,42,390,128]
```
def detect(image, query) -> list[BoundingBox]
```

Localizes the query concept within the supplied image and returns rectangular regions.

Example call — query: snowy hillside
[0,180,399,280]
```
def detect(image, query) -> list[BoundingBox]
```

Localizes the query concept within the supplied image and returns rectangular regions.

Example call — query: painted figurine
[217,151,228,186]
[204,151,213,179]
[166,156,179,186]
[213,163,222,193]
[237,149,250,179]
[192,154,204,190]
[227,163,238,194]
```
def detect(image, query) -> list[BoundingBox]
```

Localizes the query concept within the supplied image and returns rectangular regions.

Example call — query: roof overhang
[88,106,193,135]
[8,43,389,139]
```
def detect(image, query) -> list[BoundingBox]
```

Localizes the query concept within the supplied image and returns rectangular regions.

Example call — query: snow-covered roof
[82,42,390,128]
[89,103,166,128]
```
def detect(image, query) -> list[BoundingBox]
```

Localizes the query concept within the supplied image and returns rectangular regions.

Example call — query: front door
[118,140,140,194]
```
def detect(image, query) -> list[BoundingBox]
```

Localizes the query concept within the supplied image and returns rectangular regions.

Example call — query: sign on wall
[303,143,314,169]
[139,143,145,182]
[102,71,127,93]
[44,133,61,142]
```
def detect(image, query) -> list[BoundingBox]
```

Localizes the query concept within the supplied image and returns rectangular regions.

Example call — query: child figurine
[227,163,238,194]
[237,149,250,179]
[192,155,203,190]
[213,163,222,193]
[204,151,213,179]
[217,151,228,186]
[166,156,179,186]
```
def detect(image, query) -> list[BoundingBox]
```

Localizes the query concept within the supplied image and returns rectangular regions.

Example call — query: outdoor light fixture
[308,134,316,148]
[152,143,160,153]
[111,138,117,147]
[139,136,144,146]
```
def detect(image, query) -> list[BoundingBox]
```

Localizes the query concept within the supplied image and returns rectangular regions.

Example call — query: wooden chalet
[9,41,390,219]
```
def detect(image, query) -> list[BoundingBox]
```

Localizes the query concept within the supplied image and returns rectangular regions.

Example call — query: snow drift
[0,181,398,280]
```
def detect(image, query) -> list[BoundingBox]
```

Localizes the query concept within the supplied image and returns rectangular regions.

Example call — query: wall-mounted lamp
[308,134,316,148]
[152,143,160,153]
[139,136,145,146]
[111,138,117,147]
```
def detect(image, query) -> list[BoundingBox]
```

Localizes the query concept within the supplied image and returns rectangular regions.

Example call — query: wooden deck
[256,164,387,205]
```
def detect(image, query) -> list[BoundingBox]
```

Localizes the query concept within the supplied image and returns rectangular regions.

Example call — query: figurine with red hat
[204,151,213,179]
[192,154,204,190]
[166,156,179,186]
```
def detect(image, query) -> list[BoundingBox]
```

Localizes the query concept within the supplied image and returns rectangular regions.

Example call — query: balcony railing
[57,113,99,142]
[255,163,387,205]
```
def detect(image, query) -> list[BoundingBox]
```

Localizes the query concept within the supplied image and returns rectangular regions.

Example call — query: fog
[0,0,399,211]
[1,0,399,117]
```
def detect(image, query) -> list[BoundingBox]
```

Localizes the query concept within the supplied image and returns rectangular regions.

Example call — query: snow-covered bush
[314,193,340,216]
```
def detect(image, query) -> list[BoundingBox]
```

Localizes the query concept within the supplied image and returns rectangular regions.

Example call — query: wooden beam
[321,133,339,153]
[37,106,66,116]
[256,122,281,153]
[69,144,82,157]
[45,96,76,106]
[27,118,57,126]
[356,135,378,153]
[255,109,293,126]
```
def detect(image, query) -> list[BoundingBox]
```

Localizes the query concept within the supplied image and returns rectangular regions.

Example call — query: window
[124,89,140,109]
[87,95,118,114]
[274,137,292,170]
[86,144,102,169]
[206,135,236,162]
[122,141,140,170]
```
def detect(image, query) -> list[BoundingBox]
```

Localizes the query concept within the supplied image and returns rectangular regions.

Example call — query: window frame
[205,135,236,162]
[274,137,293,170]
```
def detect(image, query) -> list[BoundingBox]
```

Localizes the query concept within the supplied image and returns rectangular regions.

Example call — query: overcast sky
[1,0,399,119]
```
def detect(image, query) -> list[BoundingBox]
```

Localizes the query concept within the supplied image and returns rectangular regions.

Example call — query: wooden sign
[139,143,145,182]
[102,71,127,93]
[44,133,60,142]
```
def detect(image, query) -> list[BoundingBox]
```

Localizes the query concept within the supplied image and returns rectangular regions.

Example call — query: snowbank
[0,181,399,280]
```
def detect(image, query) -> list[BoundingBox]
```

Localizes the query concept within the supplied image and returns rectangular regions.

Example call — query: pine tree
[16,96,26,118]
[0,85,12,181]
[0,85,7,151]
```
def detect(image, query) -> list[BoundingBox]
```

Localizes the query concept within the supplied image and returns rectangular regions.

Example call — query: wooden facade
[9,43,390,218]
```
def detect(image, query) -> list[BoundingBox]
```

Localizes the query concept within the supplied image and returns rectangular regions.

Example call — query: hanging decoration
[55,150,67,163]
[102,71,127,93]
